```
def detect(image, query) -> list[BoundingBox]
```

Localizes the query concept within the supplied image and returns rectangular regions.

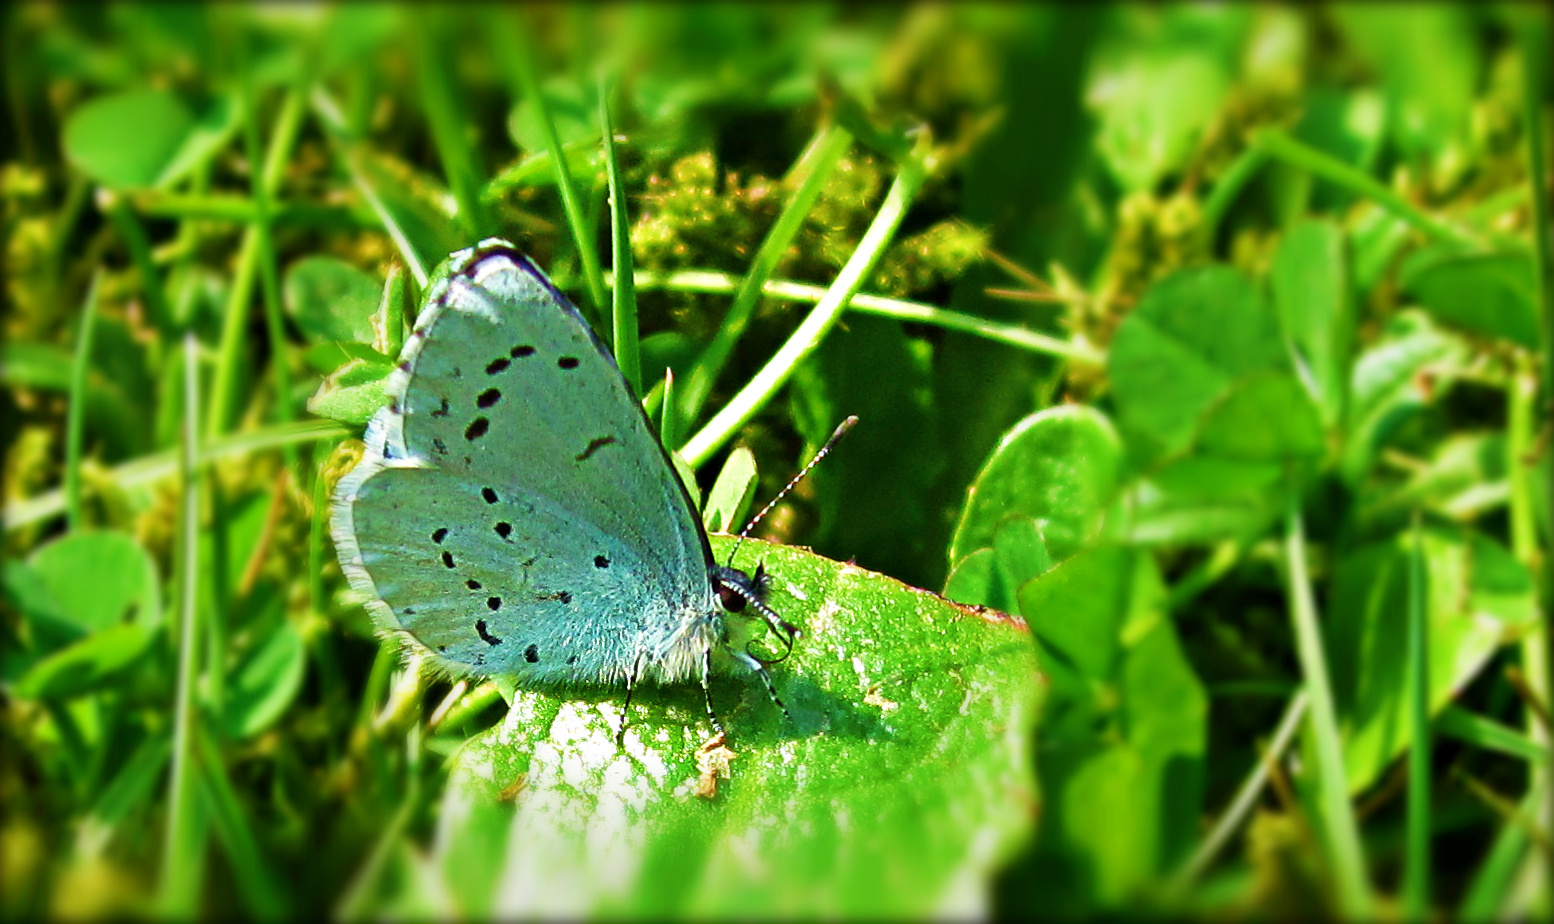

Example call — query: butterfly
[329,239,803,742]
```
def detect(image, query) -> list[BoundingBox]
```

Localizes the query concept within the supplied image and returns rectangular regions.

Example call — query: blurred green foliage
[3,2,1550,920]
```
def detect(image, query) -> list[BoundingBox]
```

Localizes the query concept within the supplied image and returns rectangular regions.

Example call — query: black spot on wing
[477,387,501,409]
[482,487,498,503]
[475,619,502,645]
[486,357,510,375]
[576,436,617,461]
[465,417,489,440]
[432,528,448,543]
[441,551,455,569]
[466,579,482,590]
[494,521,512,540]
[525,644,540,663]
[431,397,450,418]
[511,345,535,358]
[558,356,580,370]
[594,555,609,568]
[487,596,502,611]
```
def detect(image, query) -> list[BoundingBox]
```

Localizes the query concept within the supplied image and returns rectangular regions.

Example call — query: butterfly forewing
[331,241,714,682]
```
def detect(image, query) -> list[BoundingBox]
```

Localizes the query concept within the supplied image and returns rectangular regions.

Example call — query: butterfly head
[712,564,798,666]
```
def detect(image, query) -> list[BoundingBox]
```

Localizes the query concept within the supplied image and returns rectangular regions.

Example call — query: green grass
[2,3,1550,920]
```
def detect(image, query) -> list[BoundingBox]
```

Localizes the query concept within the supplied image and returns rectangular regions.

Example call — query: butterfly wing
[331,241,716,684]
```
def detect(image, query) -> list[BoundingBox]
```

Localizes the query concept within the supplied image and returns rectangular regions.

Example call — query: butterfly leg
[617,653,645,746]
[700,643,727,738]
[731,649,795,728]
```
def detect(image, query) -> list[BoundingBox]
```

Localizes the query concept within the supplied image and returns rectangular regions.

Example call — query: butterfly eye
[716,582,747,613]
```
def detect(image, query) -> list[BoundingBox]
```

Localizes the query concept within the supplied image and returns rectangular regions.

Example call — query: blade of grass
[679,144,934,467]
[1404,512,1430,920]
[492,9,607,316]
[101,193,171,336]
[132,192,368,229]
[1461,776,1546,918]
[677,123,854,425]
[195,723,289,919]
[598,72,639,396]
[64,269,102,532]
[1282,484,1371,917]
[1436,706,1549,763]
[240,52,301,474]
[205,82,309,439]
[159,333,204,916]
[1516,12,1554,893]
[1251,129,1480,247]
[411,8,493,239]
[660,368,677,451]
[1163,691,1309,901]
[77,734,172,857]
[4,419,350,532]
[618,269,1101,364]
[333,734,424,920]
[310,88,429,288]
[1200,145,1268,245]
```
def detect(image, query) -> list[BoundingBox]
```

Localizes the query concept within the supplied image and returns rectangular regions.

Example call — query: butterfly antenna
[727,416,858,566]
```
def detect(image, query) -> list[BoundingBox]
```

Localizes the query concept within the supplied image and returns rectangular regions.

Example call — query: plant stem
[64,270,101,532]
[678,122,853,424]
[158,333,204,916]
[1403,512,1431,919]
[1164,690,1308,900]
[618,268,1102,364]
[499,10,608,316]
[678,147,931,467]
[1281,485,1371,917]
[598,73,640,395]
[1252,129,1479,247]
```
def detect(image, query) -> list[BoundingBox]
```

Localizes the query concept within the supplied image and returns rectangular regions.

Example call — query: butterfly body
[331,241,787,725]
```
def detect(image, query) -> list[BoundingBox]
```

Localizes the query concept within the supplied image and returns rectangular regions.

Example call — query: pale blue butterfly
[330,239,803,742]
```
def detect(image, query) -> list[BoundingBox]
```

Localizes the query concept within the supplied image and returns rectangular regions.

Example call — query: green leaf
[301,341,393,375]
[1340,310,1466,486]
[27,531,162,634]
[1271,220,1355,428]
[948,405,1123,567]
[1359,432,1508,527]
[284,256,381,344]
[1329,5,1479,173]
[63,88,239,190]
[944,517,1053,616]
[1399,243,1540,350]
[1329,526,1539,792]
[307,358,396,426]
[1196,372,1326,463]
[507,78,600,153]
[1086,8,1241,192]
[223,620,307,739]
[421,538,1040,919]
[1011,551,1206,910]
[1108,266,1288,462]
[1120,456,1282,545]
[13,622,158,700]
[702,446,757,534]
[1019,546,1132,685]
